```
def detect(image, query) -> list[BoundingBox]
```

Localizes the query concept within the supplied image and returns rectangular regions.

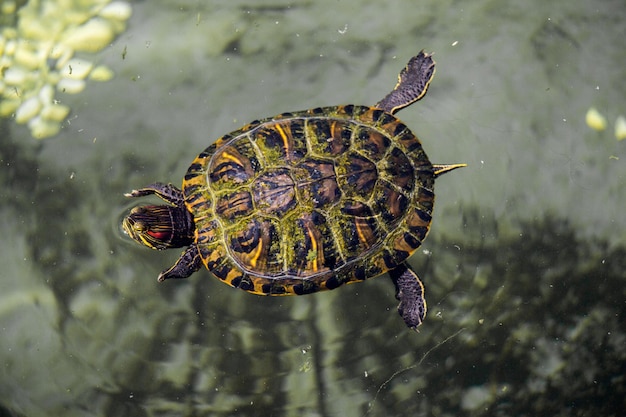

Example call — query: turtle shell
[182,104,435,295]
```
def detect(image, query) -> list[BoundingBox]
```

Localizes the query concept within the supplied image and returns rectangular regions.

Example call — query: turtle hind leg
[375,50,436,115]
[389,263,427,330]
[158,244,202,282]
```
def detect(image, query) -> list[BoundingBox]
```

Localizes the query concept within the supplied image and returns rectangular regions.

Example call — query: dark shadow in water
[400,211,626,416]
[1,129,624,416]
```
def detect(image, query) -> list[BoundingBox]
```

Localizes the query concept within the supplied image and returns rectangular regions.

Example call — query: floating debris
[585,107,607,132]
[0,0,132,139]
[615,115,626,141]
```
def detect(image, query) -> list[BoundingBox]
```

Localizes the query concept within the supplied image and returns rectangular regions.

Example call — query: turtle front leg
[158,244,202,282]
[125,182,184,207]
[389,263,427,330]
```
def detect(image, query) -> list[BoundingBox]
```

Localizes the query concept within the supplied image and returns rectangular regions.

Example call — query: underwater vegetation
[1,130,624,415]
[0,0,131,138]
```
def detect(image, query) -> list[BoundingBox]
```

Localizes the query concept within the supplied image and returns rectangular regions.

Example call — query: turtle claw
[124,186,161,198]
[158,244,202,282]
[389,264,427,330]
[124,183,184,205]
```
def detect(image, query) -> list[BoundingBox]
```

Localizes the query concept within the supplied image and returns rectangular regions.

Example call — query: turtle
[122,50,465,330]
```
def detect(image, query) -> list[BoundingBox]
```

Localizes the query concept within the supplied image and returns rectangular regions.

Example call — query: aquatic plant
[0,0,131,138]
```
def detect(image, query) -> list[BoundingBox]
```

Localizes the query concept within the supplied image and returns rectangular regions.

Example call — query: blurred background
[1,0,624,416]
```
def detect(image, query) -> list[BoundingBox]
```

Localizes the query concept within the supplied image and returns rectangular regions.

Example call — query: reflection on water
[1,0,625,416]
[1,133,623,415]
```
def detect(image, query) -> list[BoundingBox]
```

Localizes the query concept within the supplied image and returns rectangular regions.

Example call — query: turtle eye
[133,222,147,233]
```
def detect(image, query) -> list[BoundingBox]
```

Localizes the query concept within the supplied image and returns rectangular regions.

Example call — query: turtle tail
[433,163,467,177]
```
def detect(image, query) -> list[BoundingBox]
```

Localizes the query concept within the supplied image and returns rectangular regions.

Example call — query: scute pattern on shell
[182,105,435,295]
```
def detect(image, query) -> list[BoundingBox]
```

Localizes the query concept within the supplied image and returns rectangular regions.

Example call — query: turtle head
[123,205,194,250]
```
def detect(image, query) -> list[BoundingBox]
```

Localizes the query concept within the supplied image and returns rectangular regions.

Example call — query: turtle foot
[389,264,427,330]
[158,244,202,282]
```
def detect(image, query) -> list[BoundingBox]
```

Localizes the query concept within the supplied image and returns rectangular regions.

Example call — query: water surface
[1,0,624,416]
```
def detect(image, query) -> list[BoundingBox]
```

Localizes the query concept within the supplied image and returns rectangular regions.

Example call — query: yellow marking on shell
[306,224,319,272]
[184,176,206,194]
[220,148,244,166]
[204,245,225,268]
[274,122,291,156]
[355,220,371,249]
[224,268,244,287]
[393,232,418,254]
[247,233,264,269]
[252,278,265,294]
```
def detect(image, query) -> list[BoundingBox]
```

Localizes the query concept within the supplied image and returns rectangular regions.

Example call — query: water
[1,0,625,416]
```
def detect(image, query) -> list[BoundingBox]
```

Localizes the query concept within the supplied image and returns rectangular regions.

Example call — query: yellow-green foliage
[0,0,132,138]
